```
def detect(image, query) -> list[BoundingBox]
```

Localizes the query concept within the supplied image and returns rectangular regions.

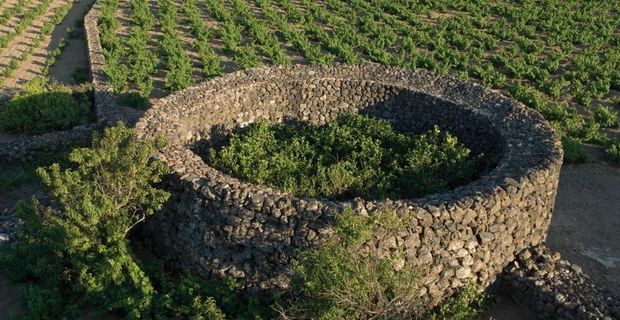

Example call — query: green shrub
[119,91,151,110]
[0,79,91,135]
[0,123,171,318]
[279,209,420,320]
[70,67,90,85]
[606,140,620,164]
[0,123,274,319]
[561,136,590,164]
[425,282,495,320]
[209,114,481,200]
[593,105,618,128]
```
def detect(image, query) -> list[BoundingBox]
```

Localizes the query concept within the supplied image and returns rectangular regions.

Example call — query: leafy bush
[561,136,590,164]
[209,114,480,200]
[593,105,618,128]
[70,67,90,85]
[119,91,150,110]
[425,282,495,320]
[606,140,620,164]
[0,79,92,135]
[0,123,275,319]
[278,209,420,320]
[0,123,170,318]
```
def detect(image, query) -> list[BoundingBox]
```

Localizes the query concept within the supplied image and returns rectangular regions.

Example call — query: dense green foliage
[279,209,420,319]
[119,91,151,110]
[425,283,495,320]
[0,123,275,319]
[605,140,620,164]
[0,123,170,318]
[0,79,92,135]
[561,136,591,164]
[209,114,480,200]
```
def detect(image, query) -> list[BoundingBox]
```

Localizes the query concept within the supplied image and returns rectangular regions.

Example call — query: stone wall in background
[135,64,564,311]
[0,0,120,165]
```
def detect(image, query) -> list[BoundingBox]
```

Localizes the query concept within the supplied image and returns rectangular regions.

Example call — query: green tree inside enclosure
[209,114,481,200]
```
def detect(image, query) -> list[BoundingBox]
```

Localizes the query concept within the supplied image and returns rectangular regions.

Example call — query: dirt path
[547,162,620,297]
[0,0,92,100]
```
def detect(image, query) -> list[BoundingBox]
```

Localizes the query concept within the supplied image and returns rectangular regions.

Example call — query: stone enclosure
[135,63,563,309]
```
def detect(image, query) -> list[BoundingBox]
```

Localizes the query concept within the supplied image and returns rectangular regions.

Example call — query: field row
[99,0,620,160]
[0,0,79,95]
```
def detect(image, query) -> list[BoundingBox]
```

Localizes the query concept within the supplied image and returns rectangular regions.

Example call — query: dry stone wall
[135,63,564,309]
[499,244,620,319]
[1,3,616,317]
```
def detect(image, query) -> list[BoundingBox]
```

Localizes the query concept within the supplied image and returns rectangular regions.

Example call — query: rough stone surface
[497,244,620,319]
[135,63,564,310]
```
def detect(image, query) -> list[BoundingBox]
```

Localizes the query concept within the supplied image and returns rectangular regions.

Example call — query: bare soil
[0,0,92,101]
[546,156,620,297]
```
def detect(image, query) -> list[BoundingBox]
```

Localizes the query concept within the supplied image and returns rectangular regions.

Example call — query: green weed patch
[0,79,92,135]
[209,114,481,200]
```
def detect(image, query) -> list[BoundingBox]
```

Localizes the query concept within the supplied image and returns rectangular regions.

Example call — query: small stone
[519,250,532,261]
[554,292,567,304]
[462,255,474,266]
[478,232,495,244]
[417,251,433,266]
[455,248,469,258]
[456,267,471,279]
[448,239,464,251]
[0,233,10,244]
[570,264,583,274]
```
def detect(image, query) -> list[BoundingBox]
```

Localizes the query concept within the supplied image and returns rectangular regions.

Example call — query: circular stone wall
[135,63,563,309]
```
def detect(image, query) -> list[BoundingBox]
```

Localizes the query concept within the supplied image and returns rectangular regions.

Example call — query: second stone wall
[0,0,120,165]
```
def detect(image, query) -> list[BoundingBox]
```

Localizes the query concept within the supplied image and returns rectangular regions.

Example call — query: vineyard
[0,0,91,98]
[97,0,620,161]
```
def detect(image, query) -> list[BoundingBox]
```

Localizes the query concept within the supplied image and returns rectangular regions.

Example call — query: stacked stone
[135,63,564,309]
[0,210,22,245]
[0,125,96,164]
[499,244,620,320]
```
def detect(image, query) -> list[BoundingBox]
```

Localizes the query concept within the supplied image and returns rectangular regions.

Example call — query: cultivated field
[95,0,620,161]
